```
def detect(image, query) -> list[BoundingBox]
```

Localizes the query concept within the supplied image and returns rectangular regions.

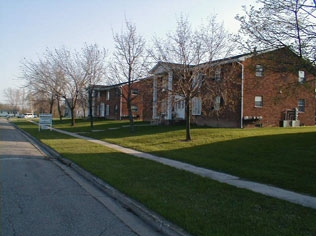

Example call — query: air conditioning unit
[290,120,300,127]
[282,120,290,127]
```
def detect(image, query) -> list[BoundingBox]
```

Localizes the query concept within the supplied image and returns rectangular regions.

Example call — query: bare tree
[110,20,149,133]
[235,0,316,64]
[3,88,27,113]
[22,44,107,126]
[150,15,234,141]
[21,54,65,116]
[81,43,107,128]
[51,44,107,126]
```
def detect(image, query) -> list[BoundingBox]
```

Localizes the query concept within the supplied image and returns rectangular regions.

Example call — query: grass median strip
[14,120,316,236]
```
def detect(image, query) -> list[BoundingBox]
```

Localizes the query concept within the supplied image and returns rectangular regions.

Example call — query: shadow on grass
[55,120,187,139]
[61,151,316,236]
[150,131,316,196]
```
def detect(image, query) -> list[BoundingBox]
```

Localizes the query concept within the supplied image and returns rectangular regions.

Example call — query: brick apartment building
[241,48,315,127]
[92,47,315,128]
[91,84,121,120]
[149,47,316,128]
[91,77,153,121]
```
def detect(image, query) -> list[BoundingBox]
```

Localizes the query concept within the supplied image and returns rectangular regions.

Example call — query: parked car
[24,113,35,118]
[6,113,14,118]
[0,112,9,117]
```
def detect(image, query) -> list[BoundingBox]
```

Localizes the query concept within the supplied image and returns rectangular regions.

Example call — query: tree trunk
[49,95,54,114]
[127,98,134,133]
[88,89,94,128]
[185,96,191,141]
[70,107,75,126]
[64,96,75,126]
[57,97,62,121]
[127,78,135,133]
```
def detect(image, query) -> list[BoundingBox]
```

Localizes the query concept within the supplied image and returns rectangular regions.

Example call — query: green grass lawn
[13,119,316,236]
[51,119,316,196]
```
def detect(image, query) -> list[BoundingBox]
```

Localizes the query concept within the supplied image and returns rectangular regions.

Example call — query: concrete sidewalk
[52,127,316,210]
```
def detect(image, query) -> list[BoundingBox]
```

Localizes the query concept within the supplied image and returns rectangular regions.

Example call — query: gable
[149,62,171,75]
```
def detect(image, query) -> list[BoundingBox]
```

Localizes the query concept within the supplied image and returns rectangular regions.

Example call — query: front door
[174,95,185,119]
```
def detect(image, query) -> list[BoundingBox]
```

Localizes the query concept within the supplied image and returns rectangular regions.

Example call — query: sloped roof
[148,47,286,75]
[91,76,154,91]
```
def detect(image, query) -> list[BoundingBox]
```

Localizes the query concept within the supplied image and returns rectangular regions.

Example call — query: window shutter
[192,97,202,115]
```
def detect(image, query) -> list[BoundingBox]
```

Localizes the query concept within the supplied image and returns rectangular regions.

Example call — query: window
[298,99,305,112]
[176,100,184,110]
[255,96,263,107]
[106,90,110,100]
[214,96,221,110]
[192,73,203,89]
[256,65,264,77]
[162,77,168,91]
[93,91,100,98]
[131,105,138,112]
[192,97,202,115]
[298,70,306,83]
[105,104,110,116]
[215,67,221,81]
[131,89,139,95]
[100,103,105,117]
[114,104,118,114]
[115,88,120,96]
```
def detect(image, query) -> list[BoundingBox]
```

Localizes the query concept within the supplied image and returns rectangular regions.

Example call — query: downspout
[236,60,244,128]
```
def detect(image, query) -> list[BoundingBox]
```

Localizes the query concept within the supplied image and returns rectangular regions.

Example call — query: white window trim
[255,96,263,108]
[298,99,305,112]
[131,105,138,112]
[256,65,264,77]
[215,67,221,81]
[106,90,110,100]
[298,70,306,83]
[214,96,221,111]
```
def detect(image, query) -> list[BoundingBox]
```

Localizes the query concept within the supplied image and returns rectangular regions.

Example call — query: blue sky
[0,0,256,103]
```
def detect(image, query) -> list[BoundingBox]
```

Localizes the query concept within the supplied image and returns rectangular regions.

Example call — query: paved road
[0,118,161,236]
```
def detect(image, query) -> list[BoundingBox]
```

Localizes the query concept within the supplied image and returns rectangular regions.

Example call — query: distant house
[91,77,153,121]
[149,47,316,127]
[90,84,122,120]
[64,98,87,119]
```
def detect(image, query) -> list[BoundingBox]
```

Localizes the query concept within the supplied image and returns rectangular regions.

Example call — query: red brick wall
[94,87,121,120]
[121,78,153,121]
[194,62,242,127]
[242,48,315,127]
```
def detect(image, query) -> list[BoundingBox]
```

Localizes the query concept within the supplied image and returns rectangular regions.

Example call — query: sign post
[39,114,53,131]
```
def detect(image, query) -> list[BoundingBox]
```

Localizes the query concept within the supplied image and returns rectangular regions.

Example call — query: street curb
[69,161,190,236]
[14,123,191,236]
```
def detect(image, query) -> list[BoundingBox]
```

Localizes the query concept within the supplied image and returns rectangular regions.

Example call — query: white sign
[39,114,53,131]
